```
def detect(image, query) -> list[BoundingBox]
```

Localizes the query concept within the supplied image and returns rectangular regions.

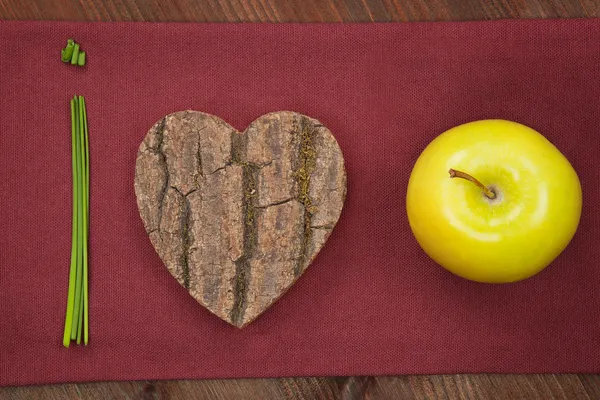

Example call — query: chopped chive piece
[77,51,86,67]
[61,39,74,62]
[71,44,80,65]
[61,39,87,67]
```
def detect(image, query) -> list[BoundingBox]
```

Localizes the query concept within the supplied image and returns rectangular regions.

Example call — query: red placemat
[1,19,599,386]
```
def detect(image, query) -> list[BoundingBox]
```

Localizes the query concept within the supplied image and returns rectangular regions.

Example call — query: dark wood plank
[578,375,600,399]
[369,375,592,400]
[1,375,598,399]
[1,0,599,399]
[0,0,599,22]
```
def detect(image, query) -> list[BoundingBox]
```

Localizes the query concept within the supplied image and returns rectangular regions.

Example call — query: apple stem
[448,169,496,199]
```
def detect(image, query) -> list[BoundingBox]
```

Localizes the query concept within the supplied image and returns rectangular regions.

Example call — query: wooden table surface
[1,0,599,399]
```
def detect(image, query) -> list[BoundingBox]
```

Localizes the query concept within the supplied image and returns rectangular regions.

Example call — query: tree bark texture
[134,111,347,327]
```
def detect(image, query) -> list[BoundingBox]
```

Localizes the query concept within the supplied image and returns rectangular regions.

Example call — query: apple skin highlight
[406,120,582,283]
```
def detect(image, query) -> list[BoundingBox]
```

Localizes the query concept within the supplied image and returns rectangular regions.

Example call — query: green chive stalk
[62,98,79,347]
[63,95,89,348]
[70,96,83,341]
[81,96,90,345]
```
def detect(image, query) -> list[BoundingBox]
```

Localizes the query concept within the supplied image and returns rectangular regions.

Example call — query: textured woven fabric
[1,20,599,386]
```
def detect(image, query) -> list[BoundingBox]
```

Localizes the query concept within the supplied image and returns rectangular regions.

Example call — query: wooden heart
[134,111,347,327]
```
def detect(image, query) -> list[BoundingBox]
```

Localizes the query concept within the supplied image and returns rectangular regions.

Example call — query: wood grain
[1,375,598,399]
[0,0,599,22]
[1,0,599,398]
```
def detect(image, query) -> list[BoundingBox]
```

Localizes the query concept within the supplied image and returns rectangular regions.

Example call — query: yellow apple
[406,120,582,283]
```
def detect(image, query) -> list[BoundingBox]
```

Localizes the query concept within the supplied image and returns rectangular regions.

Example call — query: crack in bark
[181,195,191,290]
[255,160,273,168]
[310,224,333,230]
[170,186,184,196]
[229,126,259,327]
[255,197,295,209]
[293,117,317,276]
[153,118,168,234]
[209,165,228,175]
[230,130,245,165]
[194,128,204,187]
[230,163,259,327]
